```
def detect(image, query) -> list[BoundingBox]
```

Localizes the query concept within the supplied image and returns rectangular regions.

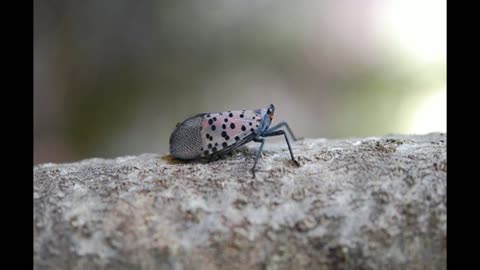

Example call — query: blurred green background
[34,0,446,165]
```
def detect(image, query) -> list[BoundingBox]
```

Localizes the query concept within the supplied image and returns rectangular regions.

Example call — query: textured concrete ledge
[34,133,446,270]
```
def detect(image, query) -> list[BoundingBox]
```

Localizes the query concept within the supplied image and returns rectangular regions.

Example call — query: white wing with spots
[200,109,266,156]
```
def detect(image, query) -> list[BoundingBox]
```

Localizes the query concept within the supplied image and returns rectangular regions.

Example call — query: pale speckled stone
[34,133,446,270]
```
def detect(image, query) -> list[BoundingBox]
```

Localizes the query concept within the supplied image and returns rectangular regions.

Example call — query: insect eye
[267,104,275,114]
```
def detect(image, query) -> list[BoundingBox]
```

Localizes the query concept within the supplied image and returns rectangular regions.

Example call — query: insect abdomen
[169,114,205,160]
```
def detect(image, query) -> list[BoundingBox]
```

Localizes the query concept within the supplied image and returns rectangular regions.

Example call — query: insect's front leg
[262,129,300,167]
[266,121,303,141]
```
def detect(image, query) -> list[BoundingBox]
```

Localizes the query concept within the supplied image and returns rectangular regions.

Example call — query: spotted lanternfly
[169,104,300,177]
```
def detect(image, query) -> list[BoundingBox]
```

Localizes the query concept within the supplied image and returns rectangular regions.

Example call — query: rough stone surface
[34,133,446,270]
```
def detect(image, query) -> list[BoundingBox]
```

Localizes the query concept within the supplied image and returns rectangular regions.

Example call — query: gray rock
[34,133,446,270]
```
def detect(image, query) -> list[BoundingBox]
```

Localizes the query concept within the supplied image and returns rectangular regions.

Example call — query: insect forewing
[201,109,265,156]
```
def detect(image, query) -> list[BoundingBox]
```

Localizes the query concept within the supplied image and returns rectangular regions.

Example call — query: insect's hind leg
[262,129,300,166]
[251,137,265,178]
[267,121,302,141]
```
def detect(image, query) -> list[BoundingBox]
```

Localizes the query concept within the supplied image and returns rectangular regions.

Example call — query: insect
[169,104,300,177]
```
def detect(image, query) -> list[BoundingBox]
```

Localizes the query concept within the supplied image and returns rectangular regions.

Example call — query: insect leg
[262,129,299,166]
[251,137,265,178]
[266,121,302,141]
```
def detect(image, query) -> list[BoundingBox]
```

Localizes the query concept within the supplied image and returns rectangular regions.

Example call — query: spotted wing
[200,109,265,157]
